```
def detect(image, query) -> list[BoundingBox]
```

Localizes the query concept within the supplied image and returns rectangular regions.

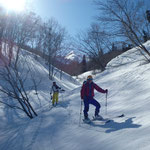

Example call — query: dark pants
[83,96,101,118]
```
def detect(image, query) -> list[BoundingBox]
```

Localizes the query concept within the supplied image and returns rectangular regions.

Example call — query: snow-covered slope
[1,41,150,150]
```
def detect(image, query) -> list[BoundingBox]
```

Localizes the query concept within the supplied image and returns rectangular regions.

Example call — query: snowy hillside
[1,41,150,150]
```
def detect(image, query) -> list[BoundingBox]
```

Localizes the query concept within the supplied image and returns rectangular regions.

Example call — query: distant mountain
[64,50,82,62]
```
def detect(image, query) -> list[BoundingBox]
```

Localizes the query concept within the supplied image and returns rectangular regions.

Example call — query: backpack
[146,10,150,22]
[52,85,60,92]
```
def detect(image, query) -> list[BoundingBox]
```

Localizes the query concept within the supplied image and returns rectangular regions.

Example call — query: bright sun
[0,0,26,12]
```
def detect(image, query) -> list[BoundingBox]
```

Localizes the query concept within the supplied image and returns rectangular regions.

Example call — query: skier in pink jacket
[81,75,108,120]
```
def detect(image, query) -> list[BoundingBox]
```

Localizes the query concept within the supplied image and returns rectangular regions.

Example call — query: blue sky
[33,0,150,36]
[33,0,98,36]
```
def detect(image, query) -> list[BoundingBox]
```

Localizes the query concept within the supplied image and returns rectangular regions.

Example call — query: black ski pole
[50,93,52,108]
[105,92,108,115]
[79,100,83,126]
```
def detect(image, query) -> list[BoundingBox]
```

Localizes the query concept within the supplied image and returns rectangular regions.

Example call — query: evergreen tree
[143,30,149,42]
[112,43,115,51]
[81,55,87,73]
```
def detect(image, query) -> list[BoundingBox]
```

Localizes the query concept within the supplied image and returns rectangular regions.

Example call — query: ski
[82,119,92,124]
[49,106,54,110]
[49,104,57,110]
[93,119,111,123]
[82,114,124,125]
[83,118,111,124]
[103,114,125,121]
[110,113,125,119]
[91,114,125,123]
[116,114,125,117]
[92,117,111,123]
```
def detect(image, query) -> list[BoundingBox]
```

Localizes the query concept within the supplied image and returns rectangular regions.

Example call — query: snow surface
[1,41,150,150]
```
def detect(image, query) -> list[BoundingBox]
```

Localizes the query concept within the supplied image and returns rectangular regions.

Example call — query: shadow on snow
[90,117,141,133]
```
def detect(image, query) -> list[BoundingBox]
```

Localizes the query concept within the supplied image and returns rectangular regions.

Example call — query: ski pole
[50,93,52,108]
[79,100,83,126]
[62,92,64,101]
[61,93,63,102]
[105,92,108,115]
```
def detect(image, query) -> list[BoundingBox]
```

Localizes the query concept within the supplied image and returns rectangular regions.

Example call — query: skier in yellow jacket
[50,82,61,106]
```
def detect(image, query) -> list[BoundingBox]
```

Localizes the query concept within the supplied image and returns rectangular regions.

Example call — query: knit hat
[87,75,93,80]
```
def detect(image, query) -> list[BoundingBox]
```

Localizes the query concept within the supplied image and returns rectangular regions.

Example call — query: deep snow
[1,41,150,150]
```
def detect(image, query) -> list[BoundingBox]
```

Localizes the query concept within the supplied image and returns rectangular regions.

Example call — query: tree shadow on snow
[91,117,141,133]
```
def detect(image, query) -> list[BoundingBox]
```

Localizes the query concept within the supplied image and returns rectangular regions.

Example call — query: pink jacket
[81,81,106,99]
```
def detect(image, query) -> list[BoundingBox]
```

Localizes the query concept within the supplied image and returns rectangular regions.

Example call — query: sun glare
[0,0,26,12]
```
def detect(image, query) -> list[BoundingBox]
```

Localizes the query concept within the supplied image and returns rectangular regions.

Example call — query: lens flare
[0,0,26,11]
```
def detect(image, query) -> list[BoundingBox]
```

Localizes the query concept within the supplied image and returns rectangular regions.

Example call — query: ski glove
[105,89,108,93]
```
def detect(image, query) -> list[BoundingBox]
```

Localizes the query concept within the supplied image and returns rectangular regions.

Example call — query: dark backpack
[146,10,150,22]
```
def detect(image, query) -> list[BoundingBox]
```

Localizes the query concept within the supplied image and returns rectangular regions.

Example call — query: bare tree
[0,42,39,119]
[0,4,70,118]
[0,9,40,119]
[41,19,66,80]
[94,0,150,62]
[76,23,112,71]
[0,6,7,55]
